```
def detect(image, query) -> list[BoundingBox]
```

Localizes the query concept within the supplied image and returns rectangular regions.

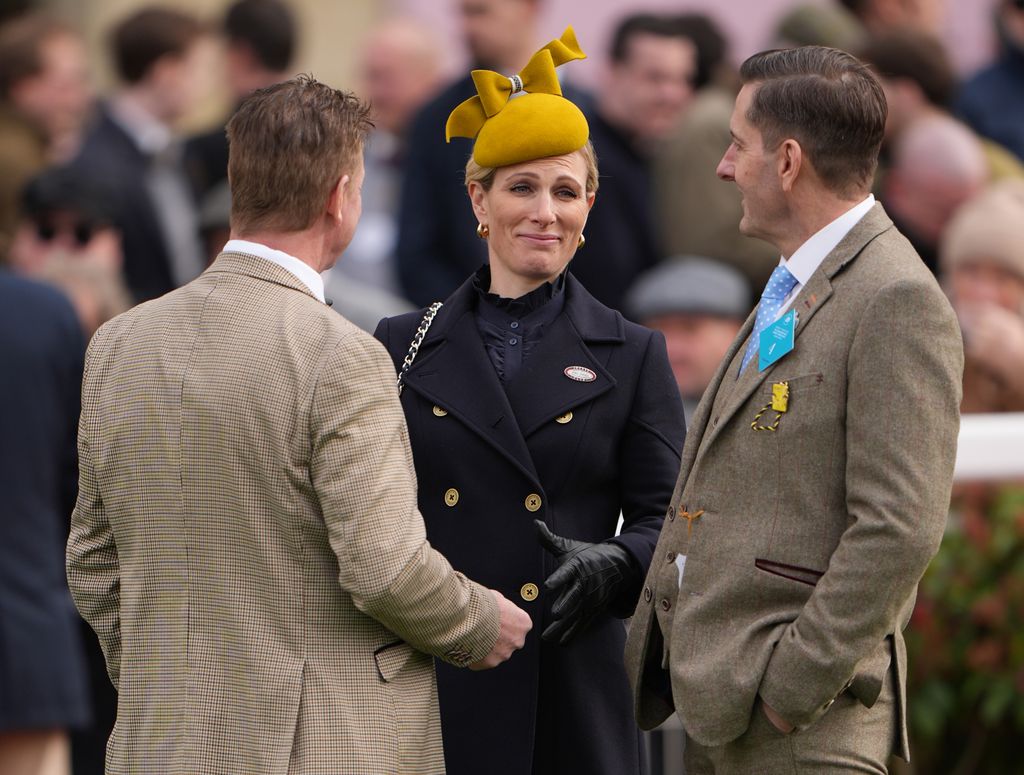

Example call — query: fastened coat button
[667,552,676,563]
[555,411,573,424]
[432,405,448,417]
[525,493,542,512]
[667,506,676,522]
[660,599,672,612]
[643,586,652,603]
[520,583,539,601]
[444,488,459,507]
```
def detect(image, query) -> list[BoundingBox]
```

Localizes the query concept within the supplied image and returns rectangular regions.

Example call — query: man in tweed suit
[67,76,531,775]
[625,47,963,773]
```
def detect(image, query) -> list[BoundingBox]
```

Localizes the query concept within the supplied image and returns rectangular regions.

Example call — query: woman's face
[469,151,595,293]
[949,260,1024,313]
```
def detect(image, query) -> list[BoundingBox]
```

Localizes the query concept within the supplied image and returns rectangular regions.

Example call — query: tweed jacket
[624,204,963,759]
[67,251,500,775]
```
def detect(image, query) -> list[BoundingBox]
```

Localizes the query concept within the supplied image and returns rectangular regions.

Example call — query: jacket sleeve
[610,329,687,614]
[758,277,964,728]
[67,328,122,689]
[309,329,500,667]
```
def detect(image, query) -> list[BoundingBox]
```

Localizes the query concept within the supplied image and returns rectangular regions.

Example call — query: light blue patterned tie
[739,264,799,375]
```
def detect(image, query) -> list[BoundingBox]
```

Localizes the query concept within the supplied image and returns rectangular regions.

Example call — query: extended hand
[535,520,638,645]
[470,590,532,670]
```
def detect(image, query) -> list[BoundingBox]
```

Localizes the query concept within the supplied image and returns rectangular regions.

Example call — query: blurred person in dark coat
[65,7,208,302]
[376,28,686,774]
[0,269,89,775]
[859,27,1024,181]
[573,13,696,312]
[185,0,297,202]
[654,14,778,292]
[624,256,749,423]
[0,13,92,259]
[324,18,442,308]
[956,0,1024,163]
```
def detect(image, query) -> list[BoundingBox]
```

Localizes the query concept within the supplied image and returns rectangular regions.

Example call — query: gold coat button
[555,411,573,424]
[432,405,448,417]
[524,493,542,512]
[444,488,459,507]
[520,583,539,602]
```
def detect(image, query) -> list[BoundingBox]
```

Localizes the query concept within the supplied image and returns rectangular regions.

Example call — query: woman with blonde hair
[375,28,685,775]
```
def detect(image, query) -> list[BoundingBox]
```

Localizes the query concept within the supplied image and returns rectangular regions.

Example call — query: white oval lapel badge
[564,365,597,383]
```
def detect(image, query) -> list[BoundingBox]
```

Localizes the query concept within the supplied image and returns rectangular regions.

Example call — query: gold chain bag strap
[397,302,443,395]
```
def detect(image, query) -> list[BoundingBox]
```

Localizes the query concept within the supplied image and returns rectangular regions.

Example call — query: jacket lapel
[698,204,894,452]
[503,277,622,437]
[401,279,540,483]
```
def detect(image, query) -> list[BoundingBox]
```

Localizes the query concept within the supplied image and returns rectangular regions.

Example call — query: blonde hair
[464,140,600,194]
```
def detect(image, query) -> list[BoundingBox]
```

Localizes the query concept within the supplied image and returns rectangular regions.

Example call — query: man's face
[459,0,536,70]
[645,313,743,399]
[949,261,1024,313]
[605,32,696,142]
[9,32,93,141]
[361,28,441,135]
[149,39,212,125]
[717,83,786,245]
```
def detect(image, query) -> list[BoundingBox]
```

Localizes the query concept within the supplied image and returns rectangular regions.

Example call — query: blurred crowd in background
[1,0,1022,773]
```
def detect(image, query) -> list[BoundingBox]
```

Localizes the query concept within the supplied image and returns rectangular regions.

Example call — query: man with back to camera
[625,46,963,773]
[67,75,530,775]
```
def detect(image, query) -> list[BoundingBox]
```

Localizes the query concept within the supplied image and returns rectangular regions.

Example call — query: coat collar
[204,251,324,303]
[400,271,624,480]
[681,203,894,471]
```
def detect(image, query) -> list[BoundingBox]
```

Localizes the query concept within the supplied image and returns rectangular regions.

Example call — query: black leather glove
[535,519,640,645]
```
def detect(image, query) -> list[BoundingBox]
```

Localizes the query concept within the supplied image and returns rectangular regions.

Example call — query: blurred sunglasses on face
[34,218,98,247]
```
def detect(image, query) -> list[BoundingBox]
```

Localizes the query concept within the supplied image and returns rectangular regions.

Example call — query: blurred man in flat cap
[625,257,750,422]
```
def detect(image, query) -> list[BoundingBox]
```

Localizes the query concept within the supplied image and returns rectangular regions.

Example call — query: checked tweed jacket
[67,251,500,774]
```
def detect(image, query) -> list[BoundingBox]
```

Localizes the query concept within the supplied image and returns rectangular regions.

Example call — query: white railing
[954,413,1024,481]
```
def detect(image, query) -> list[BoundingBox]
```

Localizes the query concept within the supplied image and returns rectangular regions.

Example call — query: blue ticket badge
[759,309,796,371]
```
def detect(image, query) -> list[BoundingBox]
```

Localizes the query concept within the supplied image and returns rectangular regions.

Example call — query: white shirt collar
[782,194,875,286]
[223,239,326,303]
[108,94,173,157]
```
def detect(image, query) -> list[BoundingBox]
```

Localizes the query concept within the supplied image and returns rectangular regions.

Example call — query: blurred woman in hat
[374,27,685,775]
[940,178,1024,412]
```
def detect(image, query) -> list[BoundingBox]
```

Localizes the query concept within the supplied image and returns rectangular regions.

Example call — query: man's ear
[327,174,351,222]
[468,180,488,224]
[778,138,803,193]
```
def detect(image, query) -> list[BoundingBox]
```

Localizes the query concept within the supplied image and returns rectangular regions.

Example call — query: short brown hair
[464,140,600,194]
[111,7,204,84]
[0,13,77,99]
[740,46,886,196]
[227,75,373,234]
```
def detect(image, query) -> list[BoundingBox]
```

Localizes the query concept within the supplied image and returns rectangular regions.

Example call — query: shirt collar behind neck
[782,194,875,286]
[224,239,326,303]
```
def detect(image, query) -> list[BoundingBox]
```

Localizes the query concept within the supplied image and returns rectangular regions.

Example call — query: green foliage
[905,485,1024,774]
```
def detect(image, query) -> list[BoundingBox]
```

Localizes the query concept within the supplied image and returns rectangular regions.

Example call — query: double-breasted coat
[375,273,686,775]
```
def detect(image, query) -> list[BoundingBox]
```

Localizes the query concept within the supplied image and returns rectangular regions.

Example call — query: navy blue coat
[0,271,90,730]
[65,103,177,302]
[375,273,685,775]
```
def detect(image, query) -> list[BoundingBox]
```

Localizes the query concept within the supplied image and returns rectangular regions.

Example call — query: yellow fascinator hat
[445,26,589,168]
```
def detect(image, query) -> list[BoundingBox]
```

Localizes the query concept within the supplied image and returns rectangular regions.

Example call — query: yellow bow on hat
[446,26,586,143]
